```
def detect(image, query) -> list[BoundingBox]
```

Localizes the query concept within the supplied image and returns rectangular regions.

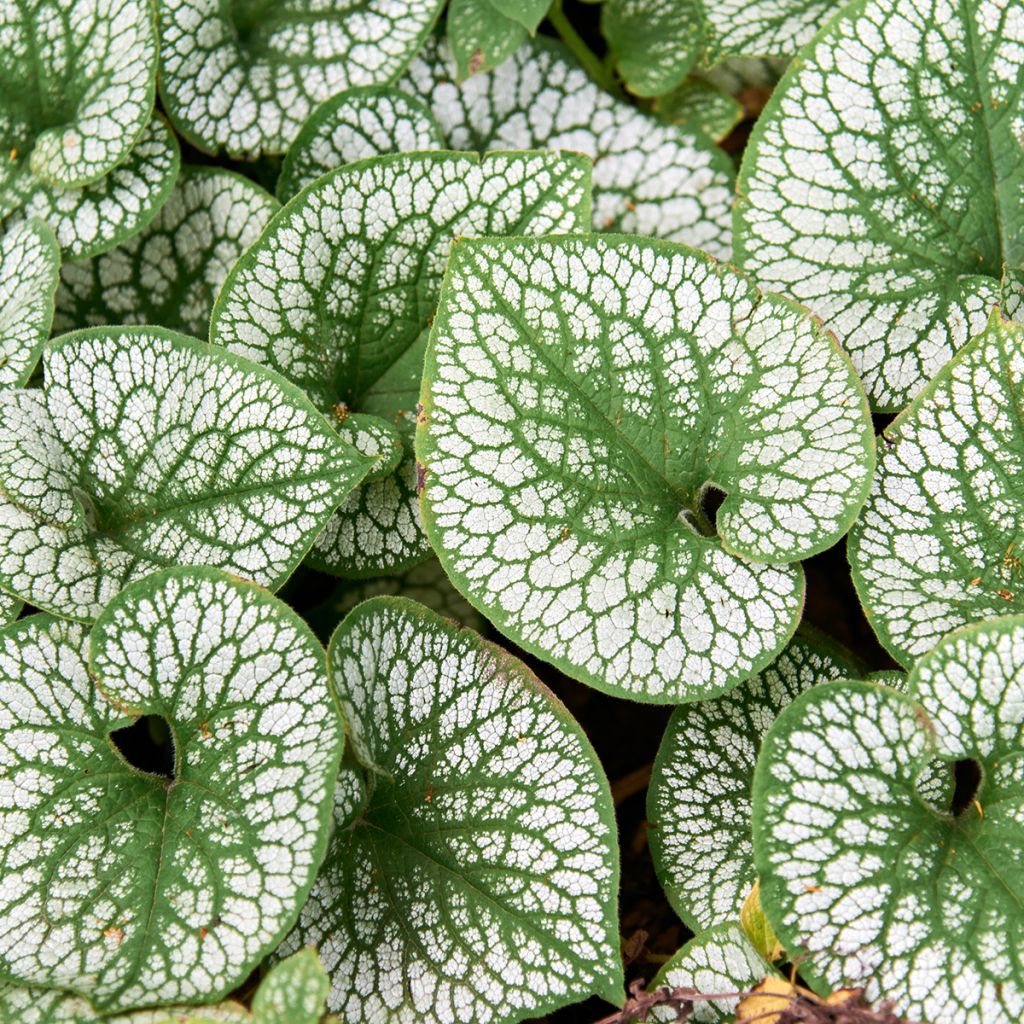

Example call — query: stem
[547,0,620,95]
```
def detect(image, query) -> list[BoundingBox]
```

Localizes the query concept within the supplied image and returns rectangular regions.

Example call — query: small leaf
[849,314,1024,666]
[448,0,529,79]
[653,80,744,142]
[4,116,181,261]
[54,166,278,338]
[0,568,345,1012]
[0,326,370,620]
[252,949,330,1024]
[418,236,875,701]
[278,597,623,1022]
[646,923,775,1024]
[0,218,59,387]
[601,0,703,98]
[753,617,1024,1023]
[276,87,443,201]
[739,882,784,963]
[304,557,488,641]
[399,36,736,258]
[648,634,861,928]
[156,0,446,157]
[211,150,591,577]
[0,0,157,188]
[735,0,1024,411]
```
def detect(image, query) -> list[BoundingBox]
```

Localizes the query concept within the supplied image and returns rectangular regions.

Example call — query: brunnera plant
[0,0,1022,1021]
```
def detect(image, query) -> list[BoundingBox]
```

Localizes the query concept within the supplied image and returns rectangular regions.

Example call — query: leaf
[601,0,703,97]
[735,0,1024,411]
[699,0,835,61]
[448,0,529,79]
[0,589,22,624]
[0,326,370,621]
[251,949,330,1024]
[0,984,98,1024]
[418,235,875,701]
[645,924,775,1024]
[653,80,744,142]
[753,616,1024,1024]
[0,0,157,189]
[4,116,181,261]
[303,558,488,641]
[0,218,59,387]
[1003,265,1024,321]
[155,0,446,157]
[398,36,736,258]
[276,88,443,201]
[848,314,1024,666]
[211,150,591,577]
[54,166,278,338]
[277,597,623,1022]
[740,882,784,964]
[0,568,345,1012]
[647,634,861,928]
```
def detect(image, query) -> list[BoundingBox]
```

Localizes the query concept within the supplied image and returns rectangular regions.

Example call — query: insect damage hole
[109,714,177,780]
[681,482,726,538]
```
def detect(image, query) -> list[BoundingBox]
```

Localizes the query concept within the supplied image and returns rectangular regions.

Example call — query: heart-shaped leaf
[418,235,874,701]
[5,117,181,261]
[0,568,345,1012]
[0,326,370,620]
[735,0,1024,411]
[398,36,736,258]
[277,597,623,1022]
[753,616,1024,1024]
[304,558,487,641]
[276,88,443,201]
[849,313,1024,666]
[648,634,862,931]
[54,166,278,338]
[0,0,157,189]
[0,218,58,386]
[447,0,533,79]
[251,949,330,1024]
[653,80,744,142]
[156,0,445,157]
[645,923,775,1023]
[211,150,591,577]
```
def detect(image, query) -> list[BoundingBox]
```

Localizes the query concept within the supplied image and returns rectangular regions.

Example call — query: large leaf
[850,313,1024,666]
[278,597,623,1022]
[211,150,591,577]
[55,166,278,338]
[156,0,446,157]
[753,617,1024,1024]
[0,326,370,621]
[0,0,157,189]
[0,984,97,1023]
[0,218,59,387]
[276,87,443,200]
[0,568,345,1012]
[735,0,1024,411]
[4,116,180,261]
[648,634,861,931]
[645,924,775,1023]
[418,235,874,701]
[398,36,736,258]
[701,0,834,60]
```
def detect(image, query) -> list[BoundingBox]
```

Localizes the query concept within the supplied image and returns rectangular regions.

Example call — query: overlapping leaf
[399,36,735,257]
[447,0,546,79]
[4,117,180,260]
[753,617,1024,1024]
[55,166,278,338]
[700,0,834,60]
[0,326,370,620]
[278,597,623,1023]
[0,0,157,188]
[850,314,1024,665]
[0,569,344,1012]
[156,0,446,156]
[0,218,58,386]
[276,88,442,200]
[735,0,1024,410]
[418,236,874,701]
[653,81,744,142]
[211,150,590,577]
[648,635,861,930]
